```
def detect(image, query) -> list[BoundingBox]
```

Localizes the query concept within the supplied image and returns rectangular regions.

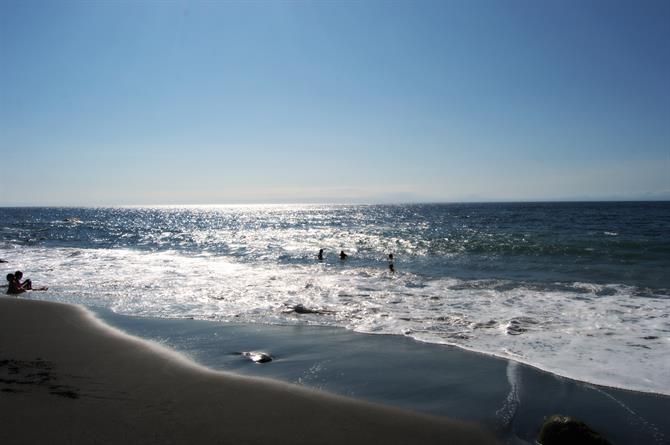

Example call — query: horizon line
[1,198,669,208]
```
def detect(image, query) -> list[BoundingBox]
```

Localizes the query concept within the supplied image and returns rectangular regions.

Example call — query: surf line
[495,360,520,431]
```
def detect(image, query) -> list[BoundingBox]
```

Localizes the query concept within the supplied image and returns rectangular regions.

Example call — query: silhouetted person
[388,253,395,273]
[6,273,24,295]
[318,249,324,261]
[13,270,48,292]
[14,271,32,290]
[339,250,348,260]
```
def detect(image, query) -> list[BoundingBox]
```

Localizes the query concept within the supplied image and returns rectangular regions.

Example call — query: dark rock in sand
[290,304,334,315]
[293,304,317,314]
[241,351,273,363]
[538,414,612,445]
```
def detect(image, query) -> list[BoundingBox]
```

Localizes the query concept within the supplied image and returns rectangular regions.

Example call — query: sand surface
[0,297,498,444]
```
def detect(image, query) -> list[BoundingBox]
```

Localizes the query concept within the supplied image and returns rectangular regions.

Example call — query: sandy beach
[0,297,498,445]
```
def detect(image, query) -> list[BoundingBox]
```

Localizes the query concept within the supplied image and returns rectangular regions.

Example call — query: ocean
[1,202,669,396]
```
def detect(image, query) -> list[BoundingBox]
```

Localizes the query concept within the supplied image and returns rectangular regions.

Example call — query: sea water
[1,202,669,395]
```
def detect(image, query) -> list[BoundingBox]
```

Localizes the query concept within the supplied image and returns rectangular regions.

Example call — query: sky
[1,0,669,205]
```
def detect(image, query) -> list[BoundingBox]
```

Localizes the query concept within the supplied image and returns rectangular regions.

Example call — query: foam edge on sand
[0,296,500,445]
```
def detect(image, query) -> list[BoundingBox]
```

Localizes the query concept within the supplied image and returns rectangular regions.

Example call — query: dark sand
[0,297,498,445]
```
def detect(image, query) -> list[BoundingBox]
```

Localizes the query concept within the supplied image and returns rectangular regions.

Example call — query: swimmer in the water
[339,250,348,260]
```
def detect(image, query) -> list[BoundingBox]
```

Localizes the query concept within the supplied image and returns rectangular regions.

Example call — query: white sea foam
[496,361,520,429]
[5,245,670,396]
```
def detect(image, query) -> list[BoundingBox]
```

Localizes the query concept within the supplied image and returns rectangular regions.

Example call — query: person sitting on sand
[13,271,48,292]
[6,273,25,295]
[339,250,348,260]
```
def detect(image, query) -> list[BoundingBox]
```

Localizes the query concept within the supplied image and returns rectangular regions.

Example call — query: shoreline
[90,305,670,445]
[414,338,670,399]
[89,303,669,399]
[0,297,498,445]
[98,309,670,399]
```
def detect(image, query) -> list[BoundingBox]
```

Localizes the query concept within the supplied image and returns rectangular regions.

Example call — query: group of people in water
[317,249,350,261]
[318,249,395,272]
[4,250,394,295]
[5,270,48,295]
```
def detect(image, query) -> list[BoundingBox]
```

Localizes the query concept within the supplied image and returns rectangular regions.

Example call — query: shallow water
[1,202,669,394]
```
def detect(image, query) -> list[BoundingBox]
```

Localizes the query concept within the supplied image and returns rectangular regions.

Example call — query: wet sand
[93,307,670,445]
[0,297,498,445]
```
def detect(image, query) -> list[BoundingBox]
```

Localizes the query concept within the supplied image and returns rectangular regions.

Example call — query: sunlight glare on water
[1,203,669,395]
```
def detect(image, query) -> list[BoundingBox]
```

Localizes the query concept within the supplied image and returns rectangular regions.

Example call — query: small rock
[241,351,273,363]
[290,304,334,315]
[293,304,317,314]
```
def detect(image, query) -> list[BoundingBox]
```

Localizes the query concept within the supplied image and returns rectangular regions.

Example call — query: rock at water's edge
[538,414,612,445]
[241,351,273,363]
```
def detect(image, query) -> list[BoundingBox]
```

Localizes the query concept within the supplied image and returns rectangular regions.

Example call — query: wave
[4,244,669,396]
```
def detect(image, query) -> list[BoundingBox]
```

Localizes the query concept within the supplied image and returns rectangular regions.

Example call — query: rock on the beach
[293,304,319,314]
[241,351,273,363]
[290,304,334,315]
[538,414,612,445]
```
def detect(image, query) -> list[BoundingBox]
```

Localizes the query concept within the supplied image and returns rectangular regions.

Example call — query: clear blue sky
[1,0,668,205]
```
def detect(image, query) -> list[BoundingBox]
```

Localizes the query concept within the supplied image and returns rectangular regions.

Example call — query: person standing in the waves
[318,249,324,261]
[388,253,395,273]
[339,250,348,260]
